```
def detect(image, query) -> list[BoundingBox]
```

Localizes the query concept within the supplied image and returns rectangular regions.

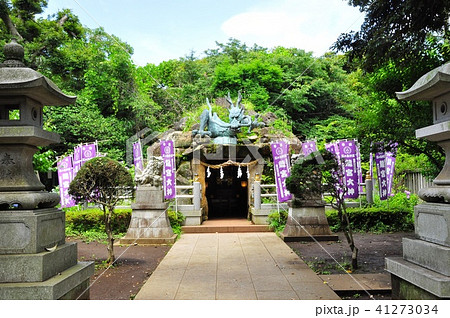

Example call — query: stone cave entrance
[205,165,248,219]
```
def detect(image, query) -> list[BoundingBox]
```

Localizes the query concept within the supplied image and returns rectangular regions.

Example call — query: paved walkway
[135,232,340,300]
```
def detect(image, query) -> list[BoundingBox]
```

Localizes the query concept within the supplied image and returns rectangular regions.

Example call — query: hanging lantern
[207,166,211,178]
[220,166,224,179]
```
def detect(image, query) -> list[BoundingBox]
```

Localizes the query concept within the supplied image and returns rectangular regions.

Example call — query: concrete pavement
[135,232,340,300]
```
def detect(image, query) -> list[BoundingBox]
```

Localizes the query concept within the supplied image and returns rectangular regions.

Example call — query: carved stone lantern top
[397,63,450,126]
[0,39,76,108]
[396,63,450,102]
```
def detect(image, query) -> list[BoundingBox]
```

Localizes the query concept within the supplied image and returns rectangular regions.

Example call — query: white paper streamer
[237,165,242,178]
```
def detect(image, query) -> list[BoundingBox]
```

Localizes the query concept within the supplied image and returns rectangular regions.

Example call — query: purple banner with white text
[73,146,82,177]
[81,143,98,164]
[271,140,292,202]
[133,140,144,172]
[374,142,397,200]
[302,140,317,156]
[160,140,176,200]
[57,155,76,208]
[375,151,388,200]
[338,140,360,199]
[386,152,396,197]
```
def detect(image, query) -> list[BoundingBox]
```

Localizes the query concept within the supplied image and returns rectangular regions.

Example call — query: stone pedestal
[280,200,338,242]
[0,208,94,299]
[119,186,177,244]
[386,203,450,299]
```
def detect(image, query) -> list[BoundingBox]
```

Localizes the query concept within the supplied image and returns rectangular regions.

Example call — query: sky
[42,0,365,66]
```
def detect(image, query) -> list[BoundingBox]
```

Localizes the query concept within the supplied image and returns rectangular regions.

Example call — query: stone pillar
[0,40,93,300]
[365,172,374,205]
[280,199,338,242]
[387,63,450,299]
[119,186,177,244]
[193,181,201,210]
[253,180,261,210]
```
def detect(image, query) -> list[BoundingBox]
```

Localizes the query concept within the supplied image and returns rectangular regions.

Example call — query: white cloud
[221,0,363,56]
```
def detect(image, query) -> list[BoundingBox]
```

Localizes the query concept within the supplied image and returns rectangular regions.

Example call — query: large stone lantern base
[385,121,450,299]
[119,186,177,245]
[0,208,93,299]
[386,203,450,299]
[281,200,338,242]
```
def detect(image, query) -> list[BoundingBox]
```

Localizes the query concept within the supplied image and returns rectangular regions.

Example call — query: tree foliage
[0,2,370,176]
[286,151,359,270]
[335,0,450,72]
[332,0,450,176]
[68,157,134,264]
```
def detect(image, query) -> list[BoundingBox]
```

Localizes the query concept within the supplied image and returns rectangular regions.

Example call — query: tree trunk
[104,207,115,264]
[0,4,23,40]
[338,201,358,270]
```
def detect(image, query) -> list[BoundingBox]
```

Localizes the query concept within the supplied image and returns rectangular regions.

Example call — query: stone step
[181,218,272,233]
[182,224,272,233]
[319,273,392,292]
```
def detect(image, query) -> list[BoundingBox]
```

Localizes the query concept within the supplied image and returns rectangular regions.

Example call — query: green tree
[69,157,134,264]
[333,1,450,176]
[334,0,450,72]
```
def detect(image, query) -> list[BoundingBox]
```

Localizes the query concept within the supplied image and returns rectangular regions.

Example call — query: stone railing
[251,182,288,225]
[174,183,202,225]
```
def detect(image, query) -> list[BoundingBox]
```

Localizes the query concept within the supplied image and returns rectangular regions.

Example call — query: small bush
[168,209,186,236]
[267,210,288,233]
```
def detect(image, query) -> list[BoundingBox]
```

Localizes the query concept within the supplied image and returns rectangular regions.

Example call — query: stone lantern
[385,63,450,299]
[0,39,93,299]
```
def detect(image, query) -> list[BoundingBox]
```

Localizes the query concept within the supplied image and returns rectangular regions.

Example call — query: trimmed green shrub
[326,207,414,233]
[65,208,132,236]
[168,209,186,236]
[66,207,187,240]
[267,210,288,233]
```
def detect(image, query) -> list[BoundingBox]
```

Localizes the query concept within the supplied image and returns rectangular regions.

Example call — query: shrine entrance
[205,165,248,219]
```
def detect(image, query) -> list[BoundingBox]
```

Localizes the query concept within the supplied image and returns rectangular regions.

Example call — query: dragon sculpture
[192,92,265,144]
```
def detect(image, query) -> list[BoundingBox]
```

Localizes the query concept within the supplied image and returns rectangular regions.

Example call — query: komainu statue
[192,92,265,144]
[134,156,163,187]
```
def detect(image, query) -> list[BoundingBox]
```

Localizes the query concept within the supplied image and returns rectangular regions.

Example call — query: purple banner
[325,142,339,160]
[338,140,360,199]
[57,155,76,208]
[160,140,176,200]
[386,151,396,197]
[375,142,397,200]
[356,142,363,194]
[133,140,144,172]
[369,152,373,178]
[81,143,97,164]
[375,151,388,200]
[302,140,317,156]
[271,141,292,202]
[73,146,82,176]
